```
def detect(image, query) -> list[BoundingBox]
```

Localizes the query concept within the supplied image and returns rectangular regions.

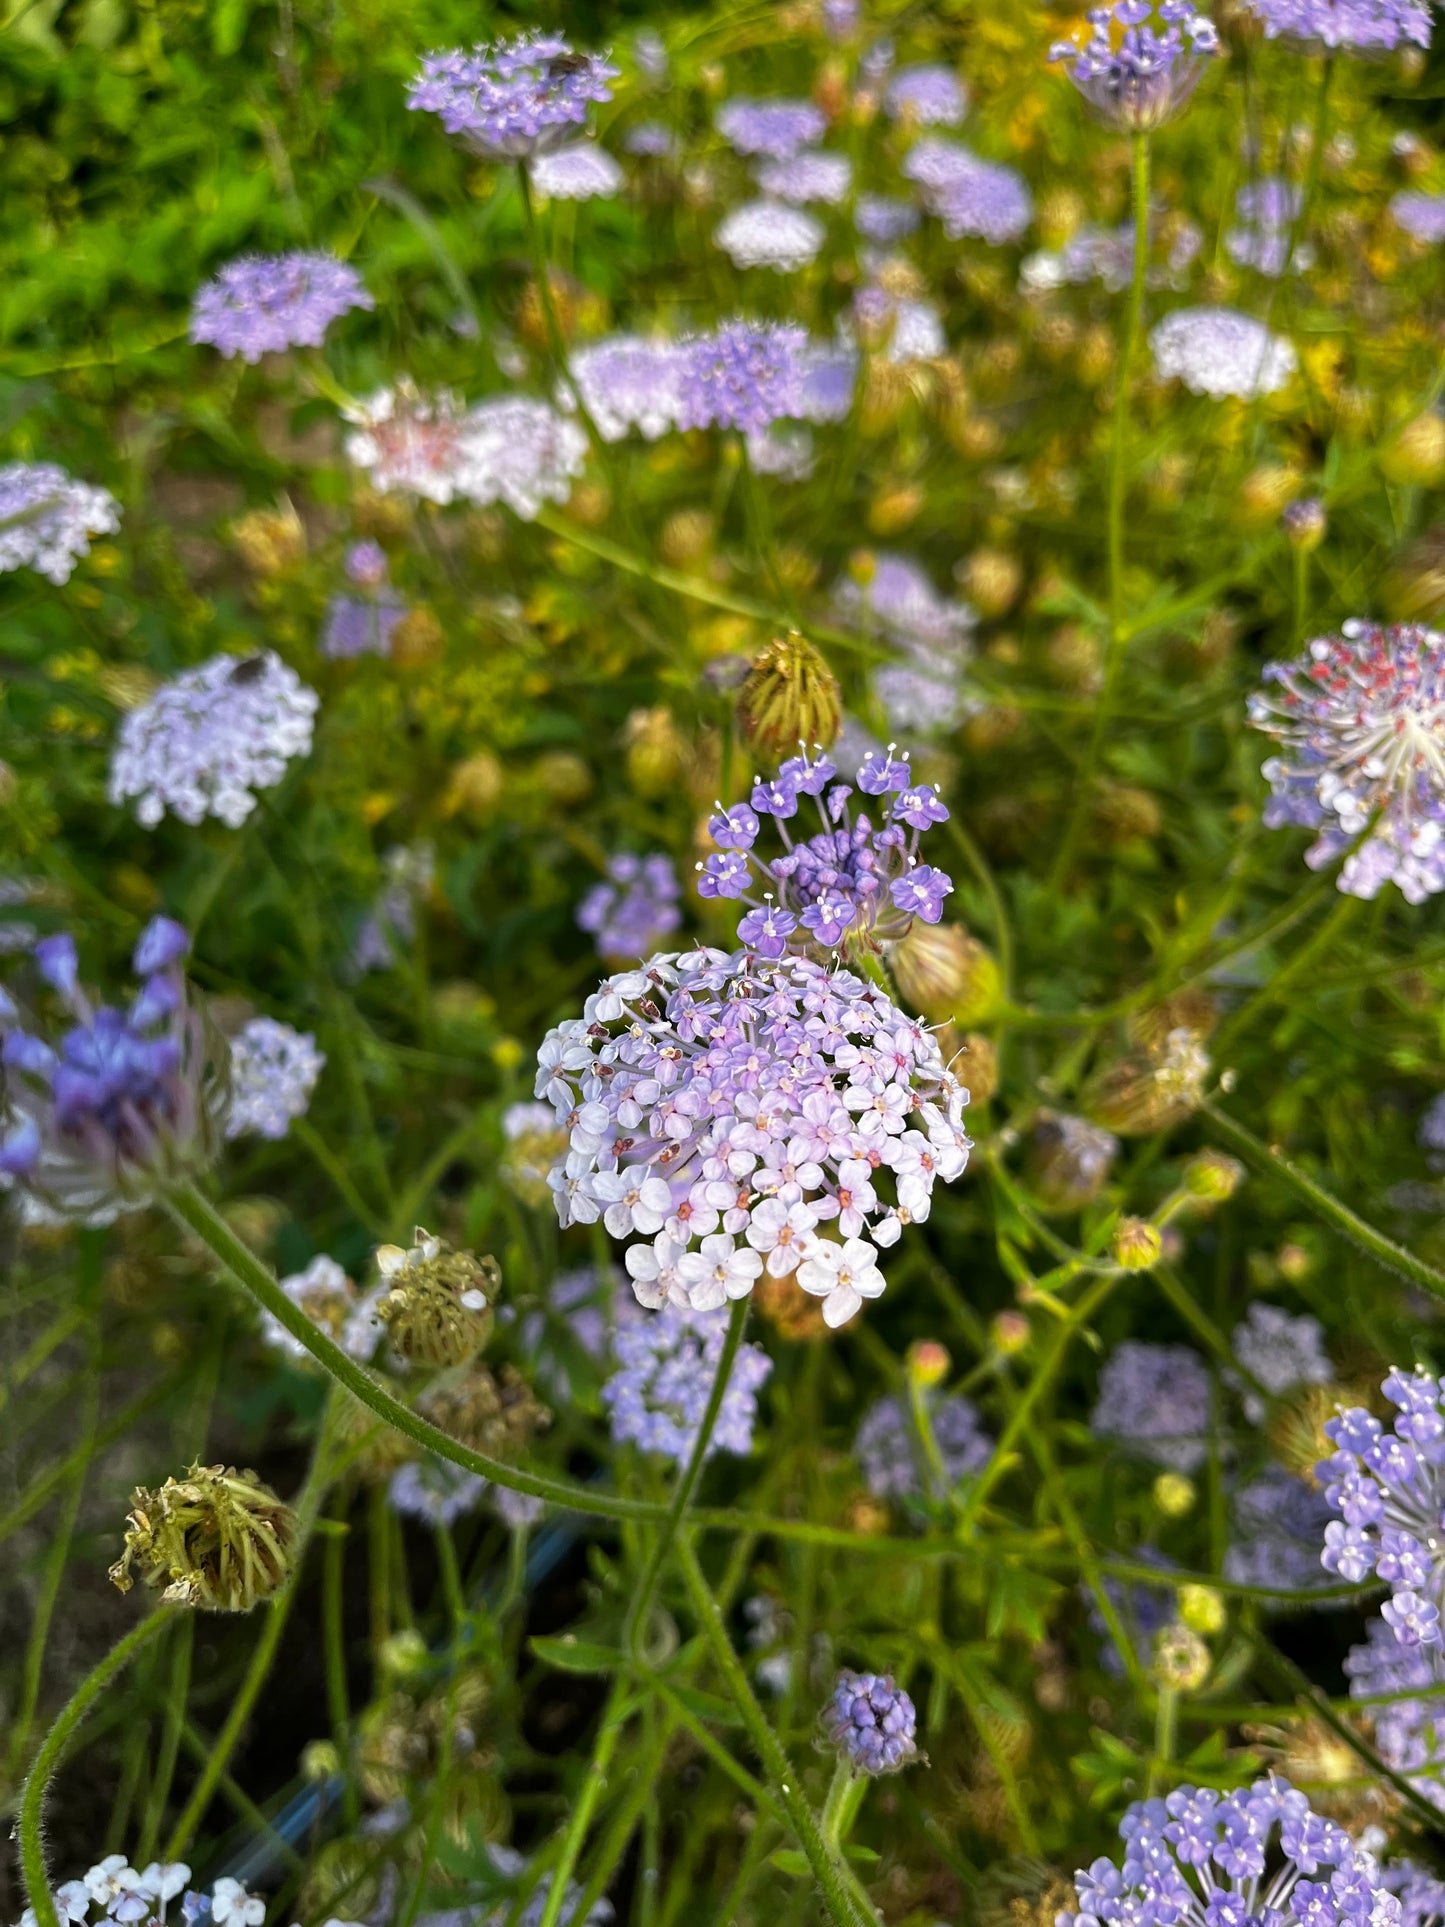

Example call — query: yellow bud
[229,501,306,576]
[532,749,593,805]
[379,1629,430,1679]
[444,751,505,820]
[867,484,925,537]
[991,1310,1031,1355]
[491,1036,525,1074]
[1153,1472,1196,1518]
[302,1740,343,1781]
[907,1340,951,1387]
[958,1032,999,1105]
[962,547,1023,617]
[1381,413,1445,486]
[1277,1241,1312,1282]
[1185,1150,1245,1202]
[623,706,686,797]
[1237,465,1300,527]
[1178,1583,1227,1636]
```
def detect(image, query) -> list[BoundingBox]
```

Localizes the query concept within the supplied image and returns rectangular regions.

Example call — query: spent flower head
[189,252,372,362]
[1050,2,1222,130]
[110,1461,298,1611]
[407,35,618,159]
[374,1228,500,1366]
[0,461,120,584]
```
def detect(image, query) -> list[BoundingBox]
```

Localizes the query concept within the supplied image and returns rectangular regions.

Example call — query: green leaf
[528,1635,624,1675]
[985,1562,1064,1643]
[770,1851,811,1878]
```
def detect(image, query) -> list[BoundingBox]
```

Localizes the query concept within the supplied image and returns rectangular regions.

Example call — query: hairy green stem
[537,1682,634,1927]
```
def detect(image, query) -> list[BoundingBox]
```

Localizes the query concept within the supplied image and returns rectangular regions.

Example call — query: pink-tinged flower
[796,1236,885,1327]
[744,1198,820,1274]
[676,1232,766,1310]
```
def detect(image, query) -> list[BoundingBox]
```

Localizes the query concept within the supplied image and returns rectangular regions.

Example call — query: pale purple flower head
[1393,192,1445,244]
[855,194,921,245]
[885,63,968,126]
[602,1303,772,1464]
[755,151,853,205]
[714,200,825,273]
[625,121,675,158]
[577,853,683,963]
[1060,1781,1401,1927]
[534,947,971,1327]
[677,321,808,433]
[0,462,119,584]
[798,343,859,422]
[1231,1302,1332,1412]
[259,1254,382,1366]
[1049,2,1221,131]
[1346,1613,1445,1807]
[1,918,223,1221]
[225,1017,325,1141]
[823,1670,918,1774]
[855,1392,992,1502]
[1383,1864,1445,1927]
[108,650,318,830]
[1228,178,1303,277]
[324,546,405,660]
[530,142,624,200]
[1248,622,1445,905]
[343,383,473,504]
[345,540,389,589]
[18,1862,248,1927]
[388,1456,487,1526]
[1150,306,1296,398]
[190,252,372,363]
[407,35,618,160]
[564,335,686,441]
[1224,1467,1337,1594]
[699,745,954,955]
[1090,1339,1212,1471]
[1420,1093,1445,1154]
[1237,0,1430,49]
[716,97,826,160]
[1021,215,1201,295]
[482,1845,614,1927]
[1318,1367,1445,1640]
[455,396,589,519]
[901,139,1032,244]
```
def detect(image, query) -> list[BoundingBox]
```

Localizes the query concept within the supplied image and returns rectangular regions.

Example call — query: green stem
[18,1609,178,1927]
[1200,1101,1445,1304]
[624,1296,751,1658]
[537,1682,633,1927]
[820,1758,868,1850]
[676,1537,878,1927]
[1149,1684,1178,1797]
[137,1617,194,1863]
[323,1510,360,1829]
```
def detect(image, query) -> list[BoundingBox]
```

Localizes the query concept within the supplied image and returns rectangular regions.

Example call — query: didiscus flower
[225,1016,325,1141]
[602,1303,772,1463]
[1393,192,1445,244]
[1346,1612,1445,1807]
[530,141,624,200]
[108,650,318,829]
[564,335,687,440]
[677,320,808,433]
[576,853,683,963]
[1236,0,1430,49]
[754,151,853,205]
[407,35,618,159]
[342,382,474,503]
[1049,1,1221,130]
[714,199,825,273]
[902,139,1032,244]
[822,1670,919,1774]
[1249,621,1445,903]
[0,461,120,584]
[189,252,372,362]
[1150,305,1296,398]
[1091,1339,1212,1471]
[0,919,225,1221]
[885,63,968,126]
[715,97,826,160]
[456,395,589,519]
[535,947,971,1325]
[855,1391,992,1502]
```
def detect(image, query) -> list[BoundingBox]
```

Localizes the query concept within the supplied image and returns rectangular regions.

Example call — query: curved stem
[537,1681,632,1927]
[624,1296,750,1658]
[18,1609,178,1927]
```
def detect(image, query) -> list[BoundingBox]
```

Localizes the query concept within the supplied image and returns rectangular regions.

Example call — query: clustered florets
[0,461,120,584]
[189,251,373,362]
[715,97,827,160]
[1393,192,1445,244]
[602,1303,773,1463]
[822,1669,919,1774]
[835,554,977,738]
[259,1254,383,1366]
[322,542,407,660]
[714,199,825,273]
[855,1391,992,1502]
[901,138,1033,245]
[1061,1779,1402,1927]
[885,63,968,127]
[20,1862,265,1927]
[677,320,809,434]
[531,142,623,200]
[695,746,953,956]
[1238,0,1431,52]
[1050,1,1221,131]
[1090,1339,1212,1472]
[1150,306,1297,399]
[108,650,319,829]
[755,151,853,205]
[1345,1614,1445,1808]
[577,852,682,964]
[407,34,619,159]
[535,947,971,1329]
[564,336,687,440]
[1249,622,1445,905]
[344,382,587,515]
[225,1016,325,1141]
[1318,1368,1445,1643]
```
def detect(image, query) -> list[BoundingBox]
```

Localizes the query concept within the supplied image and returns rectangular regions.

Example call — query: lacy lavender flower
[1060,1780,1401,1927]
[902,139,1032,245]
[456,396,588,519]
[1384,1865,1445,1927]
[1225,1466,1337,1593]
[602,1304,772,1464]
[530,142,624,200]
[225,1016,325,1140]
[855,1392,992,1501]
[855,194,921,245]
[352,842,434,975]
[1091,1340,1212,1472]
[565,335,686,439]
[1227,179,1303,278]
[259,1254,382,1366]
[0,919,223,1221]
[836,553,975,737]
[745,423,814,482]
[677,321,807,433]
[885,63,968,127]
[18,1861,263,1927]
[1150,306,1297,399]
[715,98,826,161]
[0,461,119,584]
[1393,192,1445,245]
[714,200,825,273]
[695,745,953,953]
[388,1455,487,1526]
[108,650,318,829]
[576,853,682,963]
[535,947,971,1327]
[822,1670,918,1775]
[343,383,474,503]
[1248,622,1445,904]
[754,151,852,205]
[189,252,372,362]
[322,542,407,660]
[1346,1613,1445,1807]
[1231,1302,1332,1420]
[407,35,618,160]
[1050,1,1221,131]
[1236,0,1430,50]
[1318,1367,1445,1640]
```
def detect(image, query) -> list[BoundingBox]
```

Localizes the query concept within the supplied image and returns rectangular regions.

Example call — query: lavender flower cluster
[1090,1340,1212,1472]
[225,1017,325,1141]
[1050,1,1221,132]
[1239,0,1430,51]
[535,948,971,1328]
[902,138,1033,245]
[576,853,682,964]
[344,383,587,517]
[189,252,372,362]
[822,1670,919,1774]
[407,34,619,159]
[1345,1614,1445,1807]
[835,555,976,737]
[0,462,119,584]
[602,1303,773,1463]
[854,1392,992,1502]
[20,1860,265,1927]
[695,746,952,955]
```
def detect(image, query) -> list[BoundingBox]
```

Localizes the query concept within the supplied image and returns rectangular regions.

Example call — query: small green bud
[1112,1217,1163,1272]
[1178,1583,1227,1636]
[1184,1150,1246,1202]
[1153,1472,1196,1518]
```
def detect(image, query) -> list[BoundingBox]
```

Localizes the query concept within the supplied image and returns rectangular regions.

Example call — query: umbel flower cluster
[1249,622,1445,905]
[1050,1,1222,132]
[189,251,372,362]
[602,1303,773,1464]
[0,920,224,1223]
[407,34,619,160]
[343,383,587,518]
[0,461,119,584]
[696,746,952,956]
[822,1670,919,1775]
[19,1862,266,1927]
[535,948,971,1328]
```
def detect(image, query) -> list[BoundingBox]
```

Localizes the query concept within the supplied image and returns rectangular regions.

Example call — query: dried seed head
[374,1228,500,1366]
[109,1461,298,1611]
[737,631,842,763]
[1151,1622,1211,1692]
[419,1362,552,1460]
[888,921,1001,1026]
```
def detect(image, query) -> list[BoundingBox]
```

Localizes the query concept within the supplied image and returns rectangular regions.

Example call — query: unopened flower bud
[1384,524,1445,623]
[1045,622,1102,692]
[888,921,1000,1026]
[659,507,716,569]
[1277,1241,1311,1282]
[1184,1150,1245,1202]
[380,1628,430,1680]
[444,751,505,820]
[1113,1217,1163,1271]
[868,484,924,537]
[1281,497,1326,550]
[302,1740,343,1781]
[1237,465,1300,527]
[389,605,444,668]
[960,547,1023,618]
[1381,413,1445,487]
[907,1340,951,1387]
[531,749,593,805]
[1178,1583,1226,1636]
[737,631,842,763]
[1151,1622,1210,1692]
[375,1228,499,1367]
[1095,783,1162,845]
[229,501,306,575]
[109,1461,298,1611]
[958,1032,999,1104]
[991,1310,1031,1355]
[1153,1472,1196,1517]
[623,705,687,797]
[1027,1111,1118,1213]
